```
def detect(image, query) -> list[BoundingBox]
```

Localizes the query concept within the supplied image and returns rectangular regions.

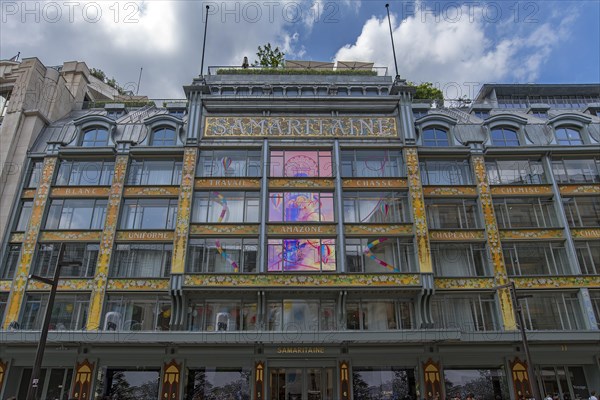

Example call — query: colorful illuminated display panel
[269,192,334,222]
[269,150,333,177]
[268,239,336,272]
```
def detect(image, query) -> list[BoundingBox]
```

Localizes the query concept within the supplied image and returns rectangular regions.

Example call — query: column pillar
[469,144,516,330]
[333,140,346,273]
[253,361,265,400]
[160,359,183,400]
[258,139,269,273]
[579,288,599,330]
[2,154,57,329]
[86,148,129,330]
[339,360,350,400]
[70,359,95,400]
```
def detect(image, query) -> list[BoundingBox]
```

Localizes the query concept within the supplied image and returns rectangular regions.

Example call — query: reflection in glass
[270,150,332,177]
[346,238,415,273]
[444,369,509,400]
[197,150,261,177]
[187,238,257,273]
[269,192,334,222]
[186,368,251,400]
[105,369,160,400]
[268,239,336,272]
[341,150,405,177]
[103,295,171,331]
[193,191,259,223]
[352,368,416,400]
[344,192,409,223]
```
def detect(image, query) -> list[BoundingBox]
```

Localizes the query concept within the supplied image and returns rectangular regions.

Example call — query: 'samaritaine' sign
[204,117,397,137]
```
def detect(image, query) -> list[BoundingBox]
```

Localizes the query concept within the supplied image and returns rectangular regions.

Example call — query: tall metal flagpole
[200,5,210,76]
[385,4,400,80]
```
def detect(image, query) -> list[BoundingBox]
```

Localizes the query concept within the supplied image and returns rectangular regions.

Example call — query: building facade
[0,69,599,400]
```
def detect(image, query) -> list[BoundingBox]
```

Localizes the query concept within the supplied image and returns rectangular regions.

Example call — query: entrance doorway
[539,366,590,400]
[269,367,334,400]
[17,367,73,400]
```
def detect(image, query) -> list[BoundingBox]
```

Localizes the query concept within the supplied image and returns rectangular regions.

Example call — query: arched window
[151,127,177,146]
[81,127,109,147]
[555,127,583,145]
[491,127,519,146]
[422,128,450,146]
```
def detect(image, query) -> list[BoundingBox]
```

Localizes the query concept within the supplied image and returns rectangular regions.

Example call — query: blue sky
[1,0,598,99]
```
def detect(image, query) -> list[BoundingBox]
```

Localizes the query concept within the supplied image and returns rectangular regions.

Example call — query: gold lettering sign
[277,347,326,354]
[490,185,552,196]
[571,228,600,239]
[268,225,336,235]
[204,117,397,137]
[429,230,486,241]
[195,178,261,189]
[116,231,174,241]
[51,187,110,197]
[343,179,407,188]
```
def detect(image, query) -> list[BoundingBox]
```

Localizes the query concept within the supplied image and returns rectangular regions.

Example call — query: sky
[1,0,598,100]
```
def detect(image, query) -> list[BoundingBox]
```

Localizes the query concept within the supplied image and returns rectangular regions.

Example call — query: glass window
[270,150,332,178]
[56,160,114,186]
[111,243,172,277]
[343,192,409,223]
[575,242,600,275]
[185,368,250,400]
[189,300,257,331]
[187,238,257,273]
[45,199,107,230]
[352,368,416,400]
[150,127,177,146]
[127,159,182,186]
[422,127,450,146]
[431,243,489,277]
[552,159,600,183]
[563,197,600,227]
[426,199,481,229]
[473,110,490,119]
[504,242,569,276]
[80,127,109,147]
[444,369,509,400]
[591,291,600,329]
[33,243,98,278]
[1,244,20,279]
[556,127,583,145]
[192,191,259,223]
[346,300,413,330]
[346,238,415,273]
[0,293,7,326]
[494,198,558,228]
[103,295,170,331]
[420,160,473,185]
[522,292,584,330]
[486,159,546,185]
[26,161,43,188]
[491,127,520,146]
[21,294,89,330]
[104,370,160,399]
[267,299,336,331]
[197,149,261,177]
[530,111,548,119]
[15,200,33,231]
[431,295,499,331]
[119,199,178,230]
[268,239,336,272]
[270,192,334,222]
[341,149,404,177]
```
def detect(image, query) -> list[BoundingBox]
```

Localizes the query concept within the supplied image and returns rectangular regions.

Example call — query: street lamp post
[26,243,80,400]
[498,281,541,400]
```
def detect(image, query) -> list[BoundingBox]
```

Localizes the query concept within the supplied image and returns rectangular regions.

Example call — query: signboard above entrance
[204,117,397,138]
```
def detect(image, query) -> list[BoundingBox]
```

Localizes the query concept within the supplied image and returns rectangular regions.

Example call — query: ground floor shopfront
[1,340,599,400]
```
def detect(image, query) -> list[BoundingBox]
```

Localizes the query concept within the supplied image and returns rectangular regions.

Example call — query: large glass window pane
[186,238,257,273]
[504,243,569,276]
[345,238,415,273]
[343,192,409,223]
[494,198,557,228]
[268,239,336,272]
[1,244,20,279]
[81,127,109,147]
[420,160,472,185]
[553,159,600,183]
[111,243,172,277]
[105,369,160,400]
[21,294,89,330]
[269,192,335,222]
[352,368,416,400]
[563,197,600,227]
[575,242,600,275]
[556,127,583,145]
[432,243,488,277]
[444,369,509,400]
[423,127,450,146]
[185,368,251,400]
[487,160,546,185]
[341,150,404,177]
[127,159,182,185]
[522,293,584,330]
[151,127,177,146]
[431,296,498,331]
[26,161,43,188]
[193,192,259,223]
[345,300,412,330]
[103,295,170,331]
[33,243,98,277]
[16,201,33,231]
[270,150,333,177]
[119,199,177,229]
[44,199,107,230]
[491,128,520,146]
[197,150,261,177]
[426,199,481,229]
[56,160,114,186]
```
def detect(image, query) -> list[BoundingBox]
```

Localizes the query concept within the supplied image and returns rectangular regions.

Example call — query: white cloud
[334,4,576,99]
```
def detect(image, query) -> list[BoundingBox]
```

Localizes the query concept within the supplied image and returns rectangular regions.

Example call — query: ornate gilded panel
[345,224,413,236]
[51,187,111,197]
[0,280,11,291]
[490,185,553,196]
[3,156,57,329]
[184,273,421,288]
[123,186,180,197]
[27,279,93,291]
[161,360,181,400]
[571,228,600,240]
[422,186,478,197]
[71,359,94,400]
[39,231,102,242]
[342,178,408,189]
[9,233,24,243]
[204,116,397,138]
[339,361,350,400]
[87,155,128,330]
[267,224,337,236]
[499,229,564,240]
[471,154,516,330]
[269,178,335,189]
[514,276,600,289]
[429,230,486,241]
[195,178,261,190]
[21,188,36,198]
[171,148,197,275]
[254,361,265,400]
[115,231,175,241]
[106,279,169,291]
[190,224,259,236]
[434,277,495,290]
[422,359,443,400]
[0,359,7,395]
[510,358,532,400]
[559,184,600,195]
[404,148,432,273]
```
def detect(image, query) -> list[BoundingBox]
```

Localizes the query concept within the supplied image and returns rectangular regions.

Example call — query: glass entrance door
[269,367,334,400]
